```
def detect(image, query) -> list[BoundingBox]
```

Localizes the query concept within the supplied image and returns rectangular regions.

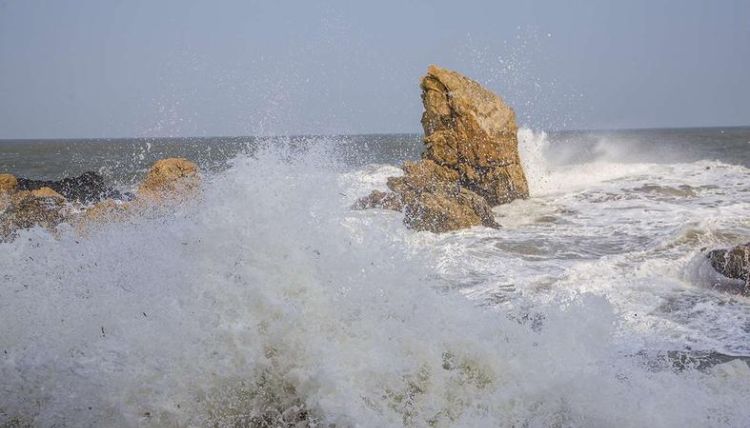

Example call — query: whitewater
[2,128,750,427]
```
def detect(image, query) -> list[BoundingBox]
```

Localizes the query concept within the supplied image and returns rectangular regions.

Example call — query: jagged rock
[138,158,200,200]
[0,174,18,194]
[707,244,750,295]
[353,190,403,211]
[354,65,528,232]
[17,171,119,204]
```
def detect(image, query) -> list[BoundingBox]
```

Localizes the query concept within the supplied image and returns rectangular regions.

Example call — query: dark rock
[706,243,750,295]
[17,171,119,204]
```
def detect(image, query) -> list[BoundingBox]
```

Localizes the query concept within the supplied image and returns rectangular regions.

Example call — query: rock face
[707,244,750,295]
[420,65,529,205]
[354,65,528,232]
[17,171,119,204]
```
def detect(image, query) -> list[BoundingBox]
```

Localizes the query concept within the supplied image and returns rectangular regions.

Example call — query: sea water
[1,128,750,427]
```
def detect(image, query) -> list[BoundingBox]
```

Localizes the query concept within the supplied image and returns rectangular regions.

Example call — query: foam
[1,142,750,426]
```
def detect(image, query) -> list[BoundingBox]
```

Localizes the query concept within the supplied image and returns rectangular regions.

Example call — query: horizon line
[1,124,749,142]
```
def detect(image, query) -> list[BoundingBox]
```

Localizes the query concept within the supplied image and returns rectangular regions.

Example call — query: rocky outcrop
[17,171,122,203]
[0,158,201,240]
[355,65,528,232]
[707,244,750,295]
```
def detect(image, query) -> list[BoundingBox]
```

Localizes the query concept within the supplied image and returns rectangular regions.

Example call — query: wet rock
[1,187,67,238]
[17,171,119,204]
[385,160,498,232]
[354,65,528,232]
[403,184,498,233]
[706,244,750,295]
[138,158,200,200]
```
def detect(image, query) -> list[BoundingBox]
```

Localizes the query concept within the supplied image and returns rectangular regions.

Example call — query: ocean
[2,127,750,426]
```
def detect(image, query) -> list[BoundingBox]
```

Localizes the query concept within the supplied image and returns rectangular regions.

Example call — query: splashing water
[2,136,750,427]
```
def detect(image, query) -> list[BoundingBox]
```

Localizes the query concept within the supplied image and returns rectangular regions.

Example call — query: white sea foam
[2,141,750,427]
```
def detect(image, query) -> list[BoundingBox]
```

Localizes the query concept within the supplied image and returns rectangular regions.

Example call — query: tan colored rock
[403,185,498,233]
[421,65,529,205]
[387,160,460,194]
[354,66,528,232]
[138,158,200,200]
[0,173,18,194]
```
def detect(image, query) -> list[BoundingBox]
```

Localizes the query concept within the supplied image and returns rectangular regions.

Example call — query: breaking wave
[2,140,750,427]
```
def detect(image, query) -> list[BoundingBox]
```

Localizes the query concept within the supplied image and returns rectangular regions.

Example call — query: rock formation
[355,65,529,232]
[706,244,750,295]
[0,158,200,240]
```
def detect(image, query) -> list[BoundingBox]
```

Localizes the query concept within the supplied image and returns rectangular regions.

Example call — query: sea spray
[2,141,750,426]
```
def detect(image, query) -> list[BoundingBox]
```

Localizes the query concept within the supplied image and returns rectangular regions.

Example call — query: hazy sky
[0,0,748,138]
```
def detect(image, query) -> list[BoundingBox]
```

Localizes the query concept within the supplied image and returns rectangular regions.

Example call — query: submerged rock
[355,65,528,232]
[706,244,750,295]
[17,171,119,204]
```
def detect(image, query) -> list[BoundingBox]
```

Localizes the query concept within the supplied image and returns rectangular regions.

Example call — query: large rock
[421,65,529,204]
[707,244,750,295]
[17,171,120,204]
[354,65,528,232]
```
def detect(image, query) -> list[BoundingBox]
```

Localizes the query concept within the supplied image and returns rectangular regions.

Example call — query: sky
[0,0,748,139]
